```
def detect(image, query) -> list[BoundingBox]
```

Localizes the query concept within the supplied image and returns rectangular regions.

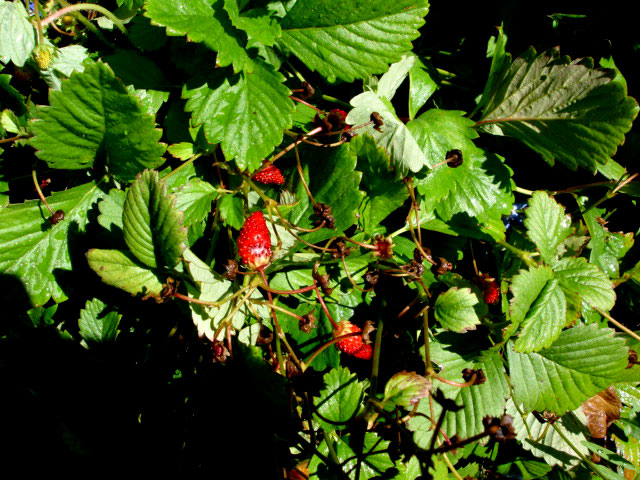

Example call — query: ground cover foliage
[2,1,640,478]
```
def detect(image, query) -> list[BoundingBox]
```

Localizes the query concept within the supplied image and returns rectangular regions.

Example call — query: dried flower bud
[256,326,274,345]
[432,257,453,276]
[299,313,317,333]
[483,415,516,442]
[49,209,65,224]
[462,368,486,385]
[371,112,384,132]
[445,149,463,168]
[364,270,380,289]
[314,202,335,229]
[211,341,230,363]
[628,350,638,368]
[223,259,239,280]
[159,277,179,302]
[300,81,315,99]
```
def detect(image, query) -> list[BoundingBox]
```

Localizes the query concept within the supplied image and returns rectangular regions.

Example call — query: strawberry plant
[2,0,640,477]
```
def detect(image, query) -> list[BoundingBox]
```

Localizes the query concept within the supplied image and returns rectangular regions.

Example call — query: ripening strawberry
[334,321,371,359]
[477,273,500,304]
[254,163,285,185]
[237,211,272,270]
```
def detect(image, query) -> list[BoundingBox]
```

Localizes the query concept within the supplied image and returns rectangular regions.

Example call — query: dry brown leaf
[581,386,622,438]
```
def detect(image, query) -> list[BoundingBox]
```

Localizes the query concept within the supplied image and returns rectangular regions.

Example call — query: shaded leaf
[280,0,428,83]
[218,193,244,230]
[223,0,281,48]
[479,47,639,171]
[314,366,367,432]
[78,298,121,343]
[383,371,429,409]
[97,188,125,234]
[509,266,554,327]
[0,0,35,67]
[29,62,166,182]
[433,287,480,333]
[86,249,164,297]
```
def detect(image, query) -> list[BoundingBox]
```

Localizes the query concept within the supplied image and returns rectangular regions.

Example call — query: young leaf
[524,191,572,264]
[0,181,106,306]
[382,371,430,410]
[314,366,367,432]
[347,91,428,176]
[30,62,166,182]
[514,278,567,353]
[78,298,122,343]
[123,170,187,269]
[349,134,408,234]
[279,0,429,83]
[86,249,164,297]
[0,0,36,67]
[478,47,639,171]
[144,0,250,72]
[183,58,294,172]
[433,287,480,333]
[509,265,555,328]
[172,178,217,228]
[553,256,616,311]
[508,324,629,414]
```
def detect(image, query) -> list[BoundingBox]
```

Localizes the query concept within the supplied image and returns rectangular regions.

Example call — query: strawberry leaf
[508,324,629,414]
[86,249,164,297]
[123,170,187,269]
[314,366,367,432]
[433,287,480,333]
[350,135,408,234]
[409,56,438,119]
[144,0,250,72]
[280,0,429,83]
[97,188,126,234]
[78,298,121,344]
[218,193,244,230]
[183,58,294,172]
[0,180,106,306]
[172,178,217,228]
[552,256,616,312]
[223,0,281,48]
[30,62,166,182]
[508,265,554,330]
[478,47,639,171]
[524,191,573,264]
[0,0,36,67]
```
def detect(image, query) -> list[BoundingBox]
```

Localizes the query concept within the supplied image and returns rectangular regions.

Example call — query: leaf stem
[442,453,464,480]
[550,422,602,477]
[42,3,127,33]
[513,185,534,196]
[587,302,640,342]
[32,0,45,44]
[31,169,54,215]
[494,237,537,267]
[0,135,30,144]
[370,299,385,394]
[423,307,434,375]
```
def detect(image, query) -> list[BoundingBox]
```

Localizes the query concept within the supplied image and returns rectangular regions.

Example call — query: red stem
[314,284,338,330]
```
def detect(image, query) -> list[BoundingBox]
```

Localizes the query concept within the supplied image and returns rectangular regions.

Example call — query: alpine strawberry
[477,273,500,304]
[254,163,285,185]
[334,321,371,359]
[237,211,272,270]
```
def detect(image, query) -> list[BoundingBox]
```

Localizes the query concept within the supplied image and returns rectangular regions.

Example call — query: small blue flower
[503,202,528,230]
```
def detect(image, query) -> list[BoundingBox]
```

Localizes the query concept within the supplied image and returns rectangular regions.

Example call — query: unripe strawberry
[254,163,285,185]
[237,211,272,270]
[32,44,52,70]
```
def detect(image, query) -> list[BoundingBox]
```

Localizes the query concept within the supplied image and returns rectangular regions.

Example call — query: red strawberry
[254,163,284,185]
[334,321,371,359]
[327,108,348,131]
[477,273,500,304]
[237,211,272,270]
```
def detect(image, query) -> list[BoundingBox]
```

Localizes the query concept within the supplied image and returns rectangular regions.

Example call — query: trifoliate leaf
[514,278,567,353]
[223,0,281,48]
[86,249,164,297]
[409,56,438,119]
[347,91,428,176]
[123,169,187,269]
[507,400,590,469]
[309,433,394,480]
[289,143,365,244]
[0,0,36,67]
[553,256,616,311]
[183,249,268,341]
[183,58,294,172]
[433,287,480,333]
[524,191,572,264]
[30,62,166,182]
[279,0,429,83]
[314,366,367,432]
[410,344,509,447]
[478,47,639,171]
[218,193,244,230]
[172,178,217,227]
[382,371,430,410]
[0,180,106,306]
[144,0,250,72]
[349,134,408,234]
[508,324,629,414]
[78,298,121,343]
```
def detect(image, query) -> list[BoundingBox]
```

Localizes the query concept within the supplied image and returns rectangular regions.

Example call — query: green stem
[423,307,433,375]
[43,3,127,34]
[494,237,537,267]
[514,185,534,196]
[54,0,114,47]
[32,169,54,215]
[370,299,385,394]
[320,94,351,108]
[33,0,45,44]
[550,422,602,477]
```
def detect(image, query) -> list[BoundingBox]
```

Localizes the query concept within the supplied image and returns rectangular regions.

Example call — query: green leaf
[223,0,281,48]
[382,371,430,410]
[553,256,616,311]
[476,25,508,114]
[78,298,121,343]
[433,287,480,333]
[289,143,365,244]
[507,400,590,469]
[349,134,408,234]
[524,191,572,264]
[49,45,88,78]
[314,366,367,432]
[509,266,555,327]
[514,278,567,353]
[167,142,194,160]
[347,91,429,176]
[409,56,438,119]
[97,188,126,234]
[309,433,394,480]
[0,0,36,67]
[479,47,639,171]
[30,62,166,182]
[172,178,217,227]
[376,54,415,101]
[128,14,168,51]
[508,324,629,414]
[280,0,429,83]
[410,344,509,446]
[123,170,187,269]
[144,0,250,72]
[183,58,294,172]
[183,249,268,341]
[86,249,164,297]
[0,180,106,306]
[218,193,244,230]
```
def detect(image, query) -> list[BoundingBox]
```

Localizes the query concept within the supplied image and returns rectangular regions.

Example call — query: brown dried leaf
[581,386,621,438]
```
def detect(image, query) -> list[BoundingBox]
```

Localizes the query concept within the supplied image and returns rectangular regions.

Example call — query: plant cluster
[2,0,640,478]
